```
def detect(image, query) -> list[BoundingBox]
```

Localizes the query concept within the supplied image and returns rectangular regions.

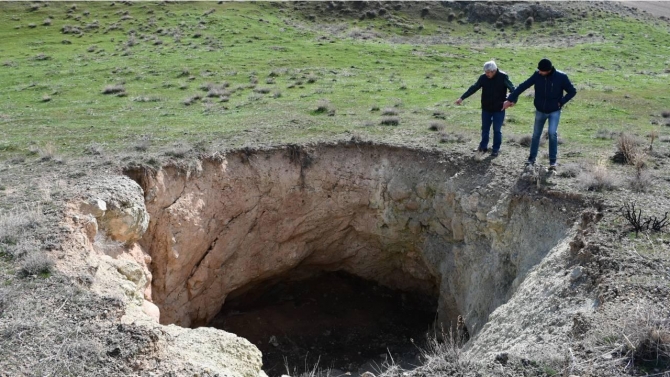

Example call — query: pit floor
[209,271,438,377]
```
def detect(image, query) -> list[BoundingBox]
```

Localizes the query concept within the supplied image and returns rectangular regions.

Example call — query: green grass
[0,1,669,160]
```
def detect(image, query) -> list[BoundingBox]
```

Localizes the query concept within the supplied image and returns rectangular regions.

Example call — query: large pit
[125,143,586,375]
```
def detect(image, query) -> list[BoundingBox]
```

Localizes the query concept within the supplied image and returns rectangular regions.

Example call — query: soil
[209,271,437,377]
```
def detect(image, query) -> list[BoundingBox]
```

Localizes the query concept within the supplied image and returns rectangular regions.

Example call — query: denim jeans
[480,110,505,153]
[528,110,561,164]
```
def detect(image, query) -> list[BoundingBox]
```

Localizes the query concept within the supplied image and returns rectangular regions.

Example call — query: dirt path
[619,1,670,18]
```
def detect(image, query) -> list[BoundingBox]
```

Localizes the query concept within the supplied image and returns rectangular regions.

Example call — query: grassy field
[0,1,668,162]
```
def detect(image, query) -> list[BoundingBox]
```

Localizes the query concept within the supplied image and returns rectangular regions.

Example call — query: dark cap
[538,58,553,71]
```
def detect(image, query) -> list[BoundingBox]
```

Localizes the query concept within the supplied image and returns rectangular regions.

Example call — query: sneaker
[524,161,534,167]
[473,147,488,153]
[548,163,557,172]
[491,151,499,157]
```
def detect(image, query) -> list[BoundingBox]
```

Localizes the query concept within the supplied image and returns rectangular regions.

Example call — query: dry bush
[647,130,658,151]
[412,326,477,376]
[630,154,652,193]
[516,135,533,147]
[577,162,620,191]
[0,204,44,248]
[38,142,57,161]
[102,84,125,95]
[428,121,445,132]
[182,94,201,106]
[586,306,670,373]
[380,116,400,126]
[557,162,582,178]
[314,99,334,115]
[18,250,54,277]
[84,143,104,156]
[613,132,640,164]
[595,129,616,140]
[439,132,467,144]
[381,107,399,116]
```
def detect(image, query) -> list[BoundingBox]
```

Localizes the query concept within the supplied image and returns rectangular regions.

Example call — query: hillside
[1,2,670,377]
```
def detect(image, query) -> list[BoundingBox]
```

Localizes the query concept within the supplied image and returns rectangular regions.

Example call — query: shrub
[661,110,670,118]
[18,250,54,277]
[84,143,104,156]
[428,121,445,131]
[381,107,398,116]
[314,99,334,115]
[439,132,467,144]
[102,84,126,95]
[613,132,641,164]
[525,16,534,28]
[594,129,616,140]
[380,116,400,126]
[38,142,57,161]
[577,163,619,191]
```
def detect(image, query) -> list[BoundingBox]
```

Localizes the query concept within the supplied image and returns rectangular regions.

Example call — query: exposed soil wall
[128,143,586,344]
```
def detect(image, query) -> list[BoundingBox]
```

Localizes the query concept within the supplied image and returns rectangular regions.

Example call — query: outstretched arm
[457,77,483,104]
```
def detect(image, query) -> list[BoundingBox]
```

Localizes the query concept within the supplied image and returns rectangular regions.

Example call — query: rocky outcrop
[66,175,265,377]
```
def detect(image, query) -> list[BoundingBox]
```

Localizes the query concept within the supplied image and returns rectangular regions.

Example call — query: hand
[454,98,463,106]
[502,100,515,110]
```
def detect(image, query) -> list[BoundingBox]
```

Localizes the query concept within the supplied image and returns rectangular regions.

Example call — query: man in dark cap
[455,60,515,157]
[502,58,577,170]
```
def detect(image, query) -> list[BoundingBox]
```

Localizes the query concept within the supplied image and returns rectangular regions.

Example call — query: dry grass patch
[577,161,620,191]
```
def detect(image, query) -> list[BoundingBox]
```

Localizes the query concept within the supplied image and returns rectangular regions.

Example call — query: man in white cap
[455,60,515,157]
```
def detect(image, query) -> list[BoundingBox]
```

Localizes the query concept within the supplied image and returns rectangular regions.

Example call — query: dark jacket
[460,69,515,112]
[507,67,577,113]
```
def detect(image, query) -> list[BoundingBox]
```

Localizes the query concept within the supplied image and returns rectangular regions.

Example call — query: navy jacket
[507,68,577,113]
[460,69,515,112]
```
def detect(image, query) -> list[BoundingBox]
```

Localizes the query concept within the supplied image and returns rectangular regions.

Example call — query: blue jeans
[480,110,505,153]
[528,110,561,164]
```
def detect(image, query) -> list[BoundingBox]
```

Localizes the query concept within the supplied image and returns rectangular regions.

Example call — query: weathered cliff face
[68,176,265,377]
[130,143,584,342]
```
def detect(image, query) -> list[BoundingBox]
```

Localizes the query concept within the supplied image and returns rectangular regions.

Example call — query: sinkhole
[125,143,586,375]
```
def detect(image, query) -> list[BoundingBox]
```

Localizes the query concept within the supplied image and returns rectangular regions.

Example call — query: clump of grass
[380,116,400,126]
[439,132,467,143]
[134,135,151,152]
[38,142,57,161]
[577,162,619,191]
[183,94,202,106]
[525,16,534,29]
[84,143,104,156]
[433,110,446,119]
[253,87,271,94]
[557,162,582,178]
[33,53,51,61]
[272,91,282,99]
[594,129,616,140]
[18,250,54,278]
[428,121,445,131]
[102,84,126,95]
[381,107,399,116]
[661,110,670,118]
[41,95,51,102]
[370,105,380,112]
[314,99,335,115]
[132,96,161,102]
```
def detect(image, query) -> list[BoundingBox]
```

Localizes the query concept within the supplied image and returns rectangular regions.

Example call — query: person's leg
[479,110,493,151]
[491,110,505,154]
[528,111,548,163]
[547,110,562,165]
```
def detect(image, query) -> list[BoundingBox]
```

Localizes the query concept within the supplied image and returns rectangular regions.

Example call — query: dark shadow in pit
[209,271,438,377]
